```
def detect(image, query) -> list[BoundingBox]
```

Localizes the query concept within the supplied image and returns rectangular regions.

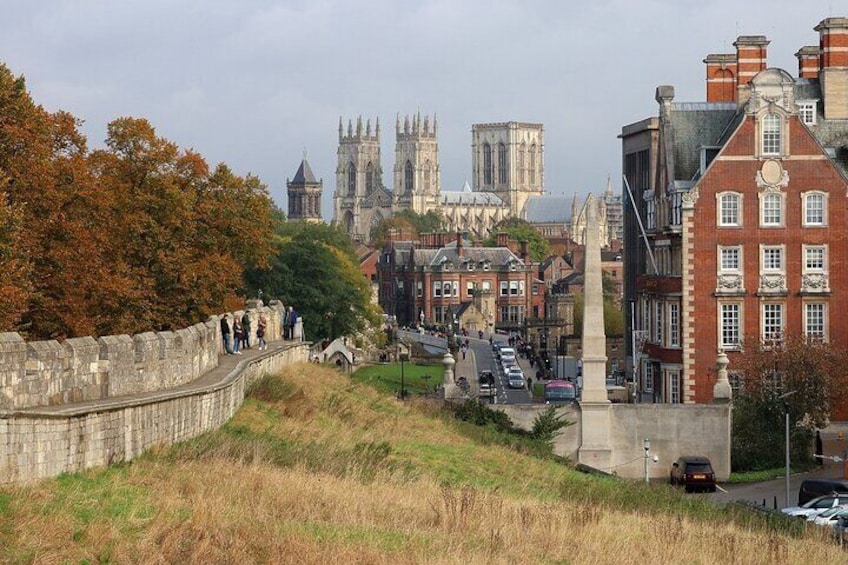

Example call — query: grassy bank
[0,363,842,563]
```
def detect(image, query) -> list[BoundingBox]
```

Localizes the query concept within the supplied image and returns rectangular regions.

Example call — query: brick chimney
[519,240,529,263]
[816,17,848,119]
[734,35,769,105]
[795,45,820,79]
[704,53,737,102]
[456,231,463,257]
[497,232,509,247]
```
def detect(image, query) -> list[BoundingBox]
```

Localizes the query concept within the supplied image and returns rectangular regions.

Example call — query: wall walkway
[0,303,309,484]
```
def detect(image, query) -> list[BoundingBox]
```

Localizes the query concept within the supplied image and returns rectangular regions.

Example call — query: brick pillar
[816,17,848,119]
[795,45,820,79]
[704,54,737,102]
[734,35,770,105]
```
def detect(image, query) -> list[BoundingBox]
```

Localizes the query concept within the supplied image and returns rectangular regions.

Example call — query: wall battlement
[0,302,288,411]
[0,298,307,485]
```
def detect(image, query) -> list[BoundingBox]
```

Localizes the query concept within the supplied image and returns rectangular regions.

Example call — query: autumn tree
[730,336,848,471]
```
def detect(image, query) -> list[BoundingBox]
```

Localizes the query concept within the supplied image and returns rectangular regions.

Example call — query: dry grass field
[0,363,844,564]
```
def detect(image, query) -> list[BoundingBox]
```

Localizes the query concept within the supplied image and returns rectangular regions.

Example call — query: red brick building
[377,232,544,333]
[622,18,848,414]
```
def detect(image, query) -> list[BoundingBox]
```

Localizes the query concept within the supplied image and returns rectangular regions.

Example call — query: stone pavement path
[12,338,291,417]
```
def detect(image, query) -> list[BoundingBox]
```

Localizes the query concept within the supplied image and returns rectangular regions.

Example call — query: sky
[1,1,845,220]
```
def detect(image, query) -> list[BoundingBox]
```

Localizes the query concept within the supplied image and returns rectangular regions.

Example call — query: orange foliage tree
[0,63,276,339]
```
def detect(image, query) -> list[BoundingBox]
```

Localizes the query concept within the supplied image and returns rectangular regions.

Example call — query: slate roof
[427,245,523,268]
[524,195,572,223]
[667,103,738,182]
[291,159,319,184]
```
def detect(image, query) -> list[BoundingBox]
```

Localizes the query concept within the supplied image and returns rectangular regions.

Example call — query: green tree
[484,217,550,262]
[730,336,848,471]
[245,221,380,342]
[568,273,623,338]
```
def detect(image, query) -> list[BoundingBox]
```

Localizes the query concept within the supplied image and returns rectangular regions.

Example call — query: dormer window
[466,262,475,271]
[798,101,817,126]
[762,113,781,156]
[482,261,490,272]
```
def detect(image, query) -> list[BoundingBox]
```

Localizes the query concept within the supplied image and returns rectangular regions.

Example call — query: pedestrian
[816,430,824,466]
[527,376,533,394]
[233,317,243,354]
[220,315,233,355]
[460,344,467,360]
[257,314,267,351]
[241,312,251,349]
[288,306,298,340]
[282,306,291,340]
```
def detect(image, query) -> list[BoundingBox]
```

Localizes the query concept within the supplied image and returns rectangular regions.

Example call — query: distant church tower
[287,156,323,223]
[471,122,544,216]
[334,116,384,240]
[393,113,440,214]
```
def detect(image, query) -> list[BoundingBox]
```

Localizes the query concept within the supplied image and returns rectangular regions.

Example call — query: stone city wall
[0,301,288,411]
[0,341,309,485]
[496,402,731,480]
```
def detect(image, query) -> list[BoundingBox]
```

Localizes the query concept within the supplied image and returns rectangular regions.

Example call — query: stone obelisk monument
[578,195,612,470]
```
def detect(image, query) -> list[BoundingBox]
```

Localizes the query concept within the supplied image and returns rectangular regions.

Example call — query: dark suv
[670,456,716,493]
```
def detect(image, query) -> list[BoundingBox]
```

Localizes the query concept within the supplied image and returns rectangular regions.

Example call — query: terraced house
[622,17,848,414]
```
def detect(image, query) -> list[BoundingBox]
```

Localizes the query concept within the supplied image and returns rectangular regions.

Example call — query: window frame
[760,192,784,227]
[804,301,827,341]
[798,101,817,126]
[762,113,782,156]
[717,192,742,227]
[761,245,785,273]
[762,302,785,343]
[718,245,742,273]
[802,191,827,227]
[719,302,742,349]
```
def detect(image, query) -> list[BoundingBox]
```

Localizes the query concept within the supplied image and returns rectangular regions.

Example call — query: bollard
[774,496,778,509]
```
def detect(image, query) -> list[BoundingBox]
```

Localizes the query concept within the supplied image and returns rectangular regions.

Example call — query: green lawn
[352,362,443,397]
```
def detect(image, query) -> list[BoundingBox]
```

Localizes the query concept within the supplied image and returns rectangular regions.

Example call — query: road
[456,333,534,405]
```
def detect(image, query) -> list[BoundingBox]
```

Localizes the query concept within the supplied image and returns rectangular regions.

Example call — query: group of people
[219,310,278,355]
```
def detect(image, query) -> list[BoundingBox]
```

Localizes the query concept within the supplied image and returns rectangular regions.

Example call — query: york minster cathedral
[323,114,620,246]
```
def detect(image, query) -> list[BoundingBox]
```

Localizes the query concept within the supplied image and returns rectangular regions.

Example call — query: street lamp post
[643,438,651,484]
[780,390,797,507]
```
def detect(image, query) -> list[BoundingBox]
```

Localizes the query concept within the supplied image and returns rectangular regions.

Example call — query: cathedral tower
[287,156,323,223]
[471,122,544,216]
[393,113,440,214]
[334,116,384,240]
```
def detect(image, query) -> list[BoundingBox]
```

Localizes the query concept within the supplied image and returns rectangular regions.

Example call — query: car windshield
[803,497,834,508]
[819,506,847,518]
[546,388,575,399]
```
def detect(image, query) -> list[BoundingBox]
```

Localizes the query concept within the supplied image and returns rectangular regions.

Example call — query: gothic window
[498,143,508,185]
[404,160,414,194]
[518,143,526,184]
[347,162,356,196]
[483,143,493,185]
[762,113,781,156]
[529,144,537,185]
[365,162,374,195]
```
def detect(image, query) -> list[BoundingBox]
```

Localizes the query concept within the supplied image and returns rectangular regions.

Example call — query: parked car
[781,494,848,518]
[544,380,578,404]
[798,478,848,505]
[669,456,716,493]
[809,505,848,527]
[478,370,495,398]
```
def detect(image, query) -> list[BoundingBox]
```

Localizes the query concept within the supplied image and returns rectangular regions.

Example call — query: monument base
[579,401,612,472]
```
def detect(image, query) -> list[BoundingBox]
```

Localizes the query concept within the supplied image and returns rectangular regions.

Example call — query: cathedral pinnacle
[338,117,343,141]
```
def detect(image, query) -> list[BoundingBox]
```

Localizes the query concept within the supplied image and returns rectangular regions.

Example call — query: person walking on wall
[241,312,251,349]
[283,305,291,340]
[233,317,243,354]
[257,314,267,351]
[220,315,233,355]
[288,306,297,341]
